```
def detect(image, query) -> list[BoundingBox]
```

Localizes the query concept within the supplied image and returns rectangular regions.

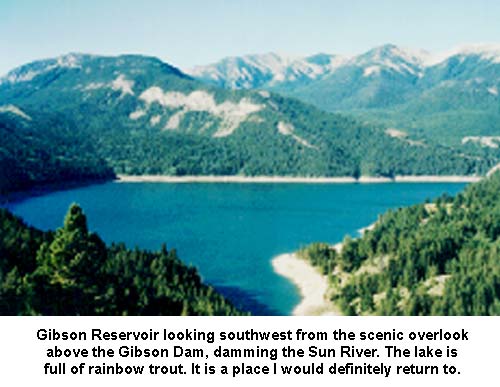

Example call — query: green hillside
[299,171,500,315]
[0,53,495,198]
[279,50,500,147]
[0,111,114,196]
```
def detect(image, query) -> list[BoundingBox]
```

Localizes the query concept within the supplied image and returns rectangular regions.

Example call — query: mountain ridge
[187,43,500,89]
[0,52,496,197]
[187,44,500,146]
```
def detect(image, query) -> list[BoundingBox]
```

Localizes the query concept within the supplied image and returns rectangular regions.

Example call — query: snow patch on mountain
[83,82,106,91]
[150,115,161,126]
[0,104,32,120]
[385,128,408,138]
[4,70,42,83]
[277,121,294,135]
[386,128,425,146]
[277,121,316,149]
[363,66,381,77]
[462,136,500,148]
[1,54,83,84]
[488,86,498,96]
[111,75,134,97]
[81,75,134,97]
[165,111,183,130]
[56,54,81,68]
[139,87,263,137]
[354,45,427,77]
[129,109,146,120]
[425,44,500,66]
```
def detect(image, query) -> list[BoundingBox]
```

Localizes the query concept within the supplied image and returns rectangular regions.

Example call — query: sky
[1,0,499,75]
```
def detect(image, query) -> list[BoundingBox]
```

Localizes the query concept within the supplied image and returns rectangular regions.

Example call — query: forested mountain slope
[0,109,114,196]
[299,172,500,315]
[0,53,494,198]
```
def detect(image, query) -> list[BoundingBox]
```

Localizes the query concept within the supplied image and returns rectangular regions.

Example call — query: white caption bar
[0,317,497,387]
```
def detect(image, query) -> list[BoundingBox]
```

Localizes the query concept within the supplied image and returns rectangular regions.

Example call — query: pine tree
[32,204,106,314]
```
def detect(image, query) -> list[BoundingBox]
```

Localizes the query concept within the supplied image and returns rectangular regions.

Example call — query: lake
[6,182,467,315]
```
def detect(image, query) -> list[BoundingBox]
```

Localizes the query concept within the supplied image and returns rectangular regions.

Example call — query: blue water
[6,182,466,315]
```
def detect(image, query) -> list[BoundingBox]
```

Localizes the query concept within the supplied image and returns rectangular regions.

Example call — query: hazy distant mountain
[280,44,429,110]
[0,53,494,194]
[187,52,348,90]
[188,45,429,103]
[188,44,500,145]
[188,44,500,107]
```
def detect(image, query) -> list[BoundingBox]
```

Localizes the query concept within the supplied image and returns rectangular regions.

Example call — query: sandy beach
[273,219,379,316]
[116,174,482,184]
[357,221,378,236]
[272,253,341,316]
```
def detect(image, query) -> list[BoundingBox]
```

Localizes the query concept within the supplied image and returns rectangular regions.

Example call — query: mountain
[187,52,347,90]
[279,44,429,110]
[189,45,428,108]
[0,53,495,197]
[187,44,429,96]
[300,170,500,315]
[188,44,500,146]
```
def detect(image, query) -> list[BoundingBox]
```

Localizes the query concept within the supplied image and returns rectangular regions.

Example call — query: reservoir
[6,182,466,315]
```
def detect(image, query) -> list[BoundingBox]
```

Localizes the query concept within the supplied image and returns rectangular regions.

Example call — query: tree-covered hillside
[0,204,245,315]
[299,172,500,315]
[0,112,115,196]
[0,53,495,198]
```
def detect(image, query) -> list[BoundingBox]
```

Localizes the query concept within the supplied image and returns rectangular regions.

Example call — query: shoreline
[273,220,378,316]
[116,174,482,184]
[272,253,341,316]
[0,177,115,205]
